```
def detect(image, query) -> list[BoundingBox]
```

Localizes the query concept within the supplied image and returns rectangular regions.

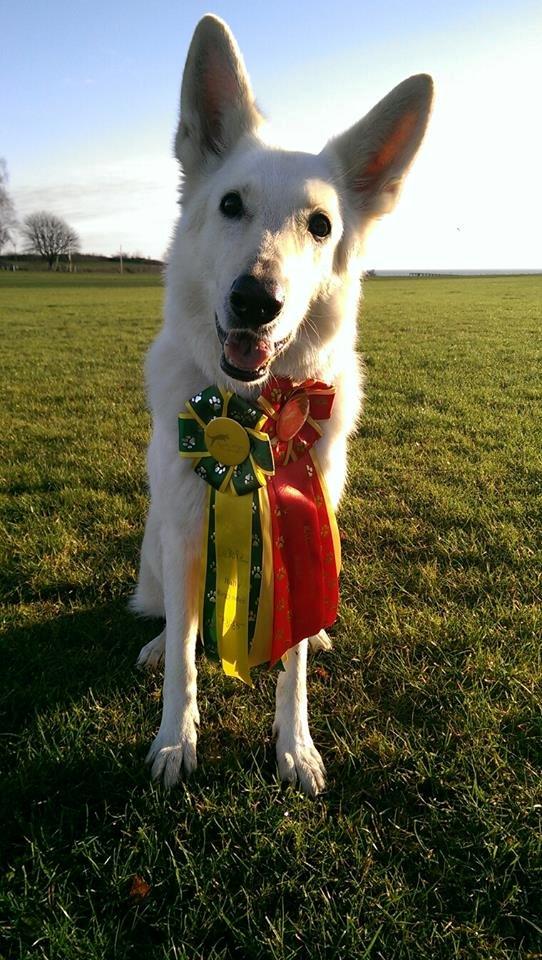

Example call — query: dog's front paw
[146,716,198,787]
[275,734,326,797]
[136,629,165,671]
[308,628,332,653]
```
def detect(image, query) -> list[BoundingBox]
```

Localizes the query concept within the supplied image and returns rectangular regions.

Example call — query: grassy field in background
[0,254,163,274]
[1,272,541,959]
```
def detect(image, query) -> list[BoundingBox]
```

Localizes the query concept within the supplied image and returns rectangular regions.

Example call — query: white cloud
[12,156,179,259]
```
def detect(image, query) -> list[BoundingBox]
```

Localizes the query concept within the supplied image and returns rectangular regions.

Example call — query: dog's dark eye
[308,212,332,239]
[220,192,244,219]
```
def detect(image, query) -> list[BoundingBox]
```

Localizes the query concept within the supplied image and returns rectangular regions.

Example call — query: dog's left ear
[175,15,262,178]
[322,74,434,219]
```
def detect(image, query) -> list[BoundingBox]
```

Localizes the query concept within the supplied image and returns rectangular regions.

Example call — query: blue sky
[2,0,541,267]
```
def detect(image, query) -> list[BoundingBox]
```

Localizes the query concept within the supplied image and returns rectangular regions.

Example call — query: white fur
[132,15,433,796]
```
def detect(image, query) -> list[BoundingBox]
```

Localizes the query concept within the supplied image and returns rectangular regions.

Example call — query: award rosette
[178,380,341,684]
[257,379,342,666]
[178,386,275,685]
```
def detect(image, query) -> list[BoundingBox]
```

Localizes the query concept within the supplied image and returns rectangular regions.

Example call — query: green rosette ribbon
[178,385,275,684]
[178,385,274,495]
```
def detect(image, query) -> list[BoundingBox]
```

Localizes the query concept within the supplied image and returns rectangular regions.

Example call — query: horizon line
[1,254,541,275]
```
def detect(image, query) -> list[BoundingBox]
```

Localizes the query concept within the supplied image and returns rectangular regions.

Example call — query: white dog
[132,14,433,796]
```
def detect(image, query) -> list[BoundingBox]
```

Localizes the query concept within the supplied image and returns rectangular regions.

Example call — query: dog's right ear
[175,15,262,178]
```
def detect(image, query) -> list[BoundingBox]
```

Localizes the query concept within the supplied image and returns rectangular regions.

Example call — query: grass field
[1,271,541,959]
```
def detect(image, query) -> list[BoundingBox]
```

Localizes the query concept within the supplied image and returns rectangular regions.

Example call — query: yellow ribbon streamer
[310,450,342,576]
[214,489,254,685]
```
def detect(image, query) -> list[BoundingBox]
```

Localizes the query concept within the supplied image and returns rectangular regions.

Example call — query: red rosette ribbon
[258,378,342,664]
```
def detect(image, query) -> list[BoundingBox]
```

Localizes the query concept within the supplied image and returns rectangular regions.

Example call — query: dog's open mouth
[215,317,291,383]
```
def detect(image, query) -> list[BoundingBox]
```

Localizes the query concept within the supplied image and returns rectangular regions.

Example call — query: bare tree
[21,211,80,269]
[0,159,18,253]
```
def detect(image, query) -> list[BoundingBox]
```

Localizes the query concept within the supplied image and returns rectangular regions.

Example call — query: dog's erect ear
[175,15,262,177]
[323,74,434,219]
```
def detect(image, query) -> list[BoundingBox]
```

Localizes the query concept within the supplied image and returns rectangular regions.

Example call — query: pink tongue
[224,331,273,371]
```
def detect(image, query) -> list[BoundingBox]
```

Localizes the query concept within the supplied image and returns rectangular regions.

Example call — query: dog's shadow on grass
[0,601,276,814]
[2,601,158,730]
[0,602,160,835]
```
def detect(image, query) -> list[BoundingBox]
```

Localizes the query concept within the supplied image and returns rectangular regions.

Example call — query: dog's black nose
[229,275,284,327]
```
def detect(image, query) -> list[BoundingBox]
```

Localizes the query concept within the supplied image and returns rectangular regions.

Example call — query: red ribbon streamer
[260,379,340,664]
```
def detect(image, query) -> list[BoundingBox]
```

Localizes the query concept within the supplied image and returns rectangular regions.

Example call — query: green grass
[1,271,541,959]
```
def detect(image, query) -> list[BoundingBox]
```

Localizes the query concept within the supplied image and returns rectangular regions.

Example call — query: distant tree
[21,211,80,269]
[0,159,18,253]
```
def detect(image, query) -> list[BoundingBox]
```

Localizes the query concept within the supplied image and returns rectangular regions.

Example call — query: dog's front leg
[273,639,326,797]
[146,525,199,787]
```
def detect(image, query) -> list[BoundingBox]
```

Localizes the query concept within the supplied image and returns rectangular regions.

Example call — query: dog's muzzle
[216,274,289,383]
